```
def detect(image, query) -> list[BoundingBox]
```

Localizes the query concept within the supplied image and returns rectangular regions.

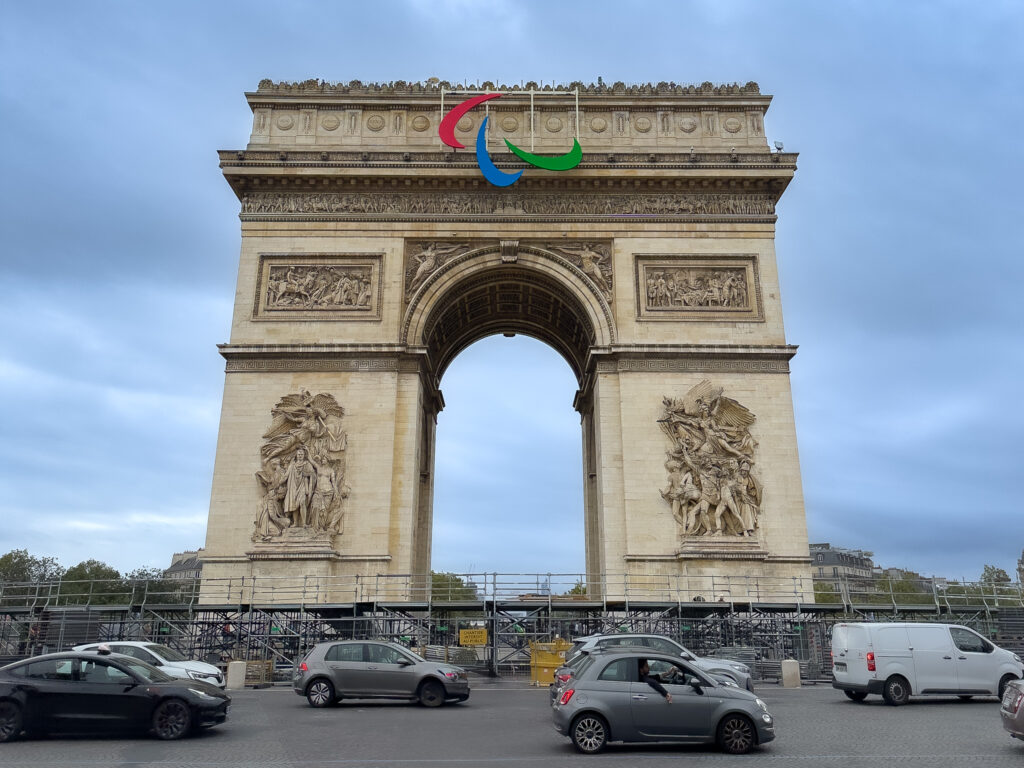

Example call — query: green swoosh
[504,138,582,171]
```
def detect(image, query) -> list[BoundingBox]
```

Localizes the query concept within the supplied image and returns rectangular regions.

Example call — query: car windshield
[401,648,425,663]
[145,644,188,662]
[115,657,175,683]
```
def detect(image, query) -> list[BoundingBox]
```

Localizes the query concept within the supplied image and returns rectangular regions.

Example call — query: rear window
[834,624,868,651]
[572,654,596,678]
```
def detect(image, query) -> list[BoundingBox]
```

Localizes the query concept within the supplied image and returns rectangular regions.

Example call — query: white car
[832,622,1022,705]
[73,641,225,688]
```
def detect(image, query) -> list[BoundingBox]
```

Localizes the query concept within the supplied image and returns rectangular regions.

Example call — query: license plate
[834,662,847,671]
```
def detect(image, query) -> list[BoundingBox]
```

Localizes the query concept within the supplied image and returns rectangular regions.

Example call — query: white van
[832,622,1022,705]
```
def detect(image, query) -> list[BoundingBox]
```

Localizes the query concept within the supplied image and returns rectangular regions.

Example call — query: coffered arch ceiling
[420,267,598,386]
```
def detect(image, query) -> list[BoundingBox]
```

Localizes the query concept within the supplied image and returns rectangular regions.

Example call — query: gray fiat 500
[293,640,469,708]
[551,650,774,754]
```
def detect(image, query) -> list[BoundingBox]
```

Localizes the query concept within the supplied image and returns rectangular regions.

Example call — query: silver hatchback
[551,650,775,754]
[293,640,470,708]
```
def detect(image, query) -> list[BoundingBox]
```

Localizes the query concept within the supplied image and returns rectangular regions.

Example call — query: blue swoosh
[476,116,522,187]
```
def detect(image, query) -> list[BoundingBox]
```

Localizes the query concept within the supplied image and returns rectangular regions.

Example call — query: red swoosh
[439,93,502,149]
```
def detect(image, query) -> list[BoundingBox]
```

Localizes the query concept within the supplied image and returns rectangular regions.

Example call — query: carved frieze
[253,391,350,544]
[635,255,762,322]
[403,242,472,300]
[241,192,776,221]
[659,381,762,541]
[402,240,614,304]
[254,254,383,321]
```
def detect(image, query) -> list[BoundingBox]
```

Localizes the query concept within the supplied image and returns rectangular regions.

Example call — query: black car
[0,651,230,742]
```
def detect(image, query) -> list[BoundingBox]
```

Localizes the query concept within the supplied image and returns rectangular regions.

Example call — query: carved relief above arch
[402,242,616,385]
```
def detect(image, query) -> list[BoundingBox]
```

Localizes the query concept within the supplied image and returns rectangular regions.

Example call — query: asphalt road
[1,681,1021,768]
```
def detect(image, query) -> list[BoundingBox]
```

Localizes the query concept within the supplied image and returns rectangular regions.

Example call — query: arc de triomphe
[201,79,812,602]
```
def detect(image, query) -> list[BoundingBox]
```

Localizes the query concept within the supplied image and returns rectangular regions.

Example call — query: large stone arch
[201,80,814,604]
[403,244,616,386]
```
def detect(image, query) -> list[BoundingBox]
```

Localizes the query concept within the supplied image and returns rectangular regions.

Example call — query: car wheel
[418,680,445,708]
[306,679,335,708]
[999,674,1017,700]
[882,675,910,706]
[152,698,192,740]
[717,714,756,755]
[570,713,608,754]
[844,690,868,702]
[0,700,23,743]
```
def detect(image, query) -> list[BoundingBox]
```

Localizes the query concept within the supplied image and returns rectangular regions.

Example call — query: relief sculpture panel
[659,381,762,541]
[253,391,350,544]
[635,255,762,322]
[254,254,383,321]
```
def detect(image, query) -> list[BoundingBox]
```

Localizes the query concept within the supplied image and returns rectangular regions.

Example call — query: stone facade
[202,80,812,603]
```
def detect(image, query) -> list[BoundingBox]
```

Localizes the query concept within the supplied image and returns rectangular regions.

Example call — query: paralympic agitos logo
[439,93,582,187]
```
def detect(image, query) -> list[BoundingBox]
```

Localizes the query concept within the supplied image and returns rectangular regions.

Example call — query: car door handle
[943,656,952,660]
[957,657,967,661]
[367,666,379,670]
[632,694,648,700]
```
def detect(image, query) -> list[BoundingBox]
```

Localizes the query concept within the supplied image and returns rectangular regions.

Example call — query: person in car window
[638,659,672,703]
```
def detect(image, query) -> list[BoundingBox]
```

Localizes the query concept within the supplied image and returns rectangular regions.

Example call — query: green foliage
[430,571,478,601]
[565,579,587,596]
[981,564,1011,584]
[813,582,841,604]
[59,560,125,605]
[0,549,65,583]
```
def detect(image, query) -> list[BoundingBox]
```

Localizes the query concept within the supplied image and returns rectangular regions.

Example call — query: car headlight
[188,687,219,701]
[730,663,750,674]
[755,698,769,712]
[1013,653,1021,664]
[188,670,219,681]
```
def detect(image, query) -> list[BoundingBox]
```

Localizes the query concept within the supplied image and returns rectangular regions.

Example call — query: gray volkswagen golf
[551,650,774,754]
[293,640,470,707]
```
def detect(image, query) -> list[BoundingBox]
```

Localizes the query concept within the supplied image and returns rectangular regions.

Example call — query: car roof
[1,650,139,668]
[76,641,158,648]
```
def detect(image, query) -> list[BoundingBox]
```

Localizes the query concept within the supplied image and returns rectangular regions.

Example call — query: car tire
[882,675,910,706]
[0,700,23,743]
[306,679,335,708]
[999,674,1017,700]
[570,713,609,754]
[717,713,756,755]
[844,690,868,702]
[151,698,192,740]
[418,680,445,708]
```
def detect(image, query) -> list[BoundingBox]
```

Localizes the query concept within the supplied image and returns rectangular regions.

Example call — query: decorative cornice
[587,345,797,375]
[253,79,763,97]
[219,343,428,373]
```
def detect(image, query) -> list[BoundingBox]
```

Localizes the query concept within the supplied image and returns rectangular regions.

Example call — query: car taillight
[559,688,575,705]
[299,662,308,672]
[1009,691,1024,714]
[556,673,571,683]
[866,652,875,672]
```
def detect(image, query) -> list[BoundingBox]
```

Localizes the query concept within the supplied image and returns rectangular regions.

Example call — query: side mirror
[689,680,704,695]
[397,658,413,667]
[679,651,694,661]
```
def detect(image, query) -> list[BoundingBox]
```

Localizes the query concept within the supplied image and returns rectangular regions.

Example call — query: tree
[59,560,125,605]
[430,571,478,601]
[0,549,65,583]
[564,579,587,596]
[981,565,1011,584]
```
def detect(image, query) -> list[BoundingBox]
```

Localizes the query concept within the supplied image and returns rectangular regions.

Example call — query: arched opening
[431,335,584,574]
[406,251,611,582]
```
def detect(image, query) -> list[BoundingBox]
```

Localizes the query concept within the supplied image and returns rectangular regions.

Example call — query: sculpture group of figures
[241,192,775,218]
[659,381,762,539]
[403,241,613,301]
[646,268,748,309]
[253,391,350,542]
[266,266,372,310]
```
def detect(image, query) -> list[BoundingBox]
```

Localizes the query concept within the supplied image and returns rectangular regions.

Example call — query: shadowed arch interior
[421,268,598,386]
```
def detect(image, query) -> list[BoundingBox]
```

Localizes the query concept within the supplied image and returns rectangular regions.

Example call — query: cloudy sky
[1,1,1021,583]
